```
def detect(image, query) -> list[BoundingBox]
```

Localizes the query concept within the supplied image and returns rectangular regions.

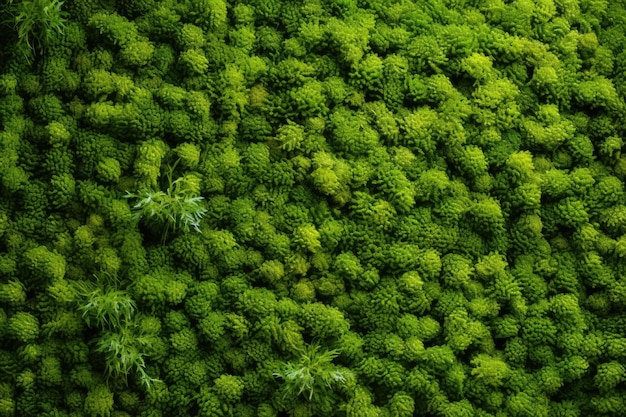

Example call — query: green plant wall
[1,0,626,416]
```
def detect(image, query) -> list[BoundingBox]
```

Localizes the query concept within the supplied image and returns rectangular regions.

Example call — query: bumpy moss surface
[1,0,626,416]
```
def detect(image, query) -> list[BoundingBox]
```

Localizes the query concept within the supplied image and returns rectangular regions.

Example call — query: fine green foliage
[77,283,135,330]
[273,344,352,401]
[3,0,68,63]
[75,274,160,391]
[124,183,206,234]
[95,327,160,391]
[124,162,207,242]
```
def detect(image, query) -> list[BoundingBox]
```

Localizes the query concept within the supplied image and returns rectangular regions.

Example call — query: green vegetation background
[1,0,626,416]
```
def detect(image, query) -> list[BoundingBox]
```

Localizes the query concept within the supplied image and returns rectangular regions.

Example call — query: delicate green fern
[124,181,207,233]
[4,0,68,63]
[124,164,207,242]
[78,286,136,330]
[75,274,160,391]
[96,327,161,391]
[273,344,352,401]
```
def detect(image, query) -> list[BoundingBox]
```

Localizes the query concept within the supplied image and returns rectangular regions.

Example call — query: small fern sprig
[4,0,68,63]
[273,344,352,401]
[75,275,160,391]
[125,159,207,242]
[77,286,135,330]
[73,274,135,331]
[96,327,161,390]
[124,178,207,234]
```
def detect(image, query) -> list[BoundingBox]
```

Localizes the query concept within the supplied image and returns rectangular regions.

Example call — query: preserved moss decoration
[1,0,626,415]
